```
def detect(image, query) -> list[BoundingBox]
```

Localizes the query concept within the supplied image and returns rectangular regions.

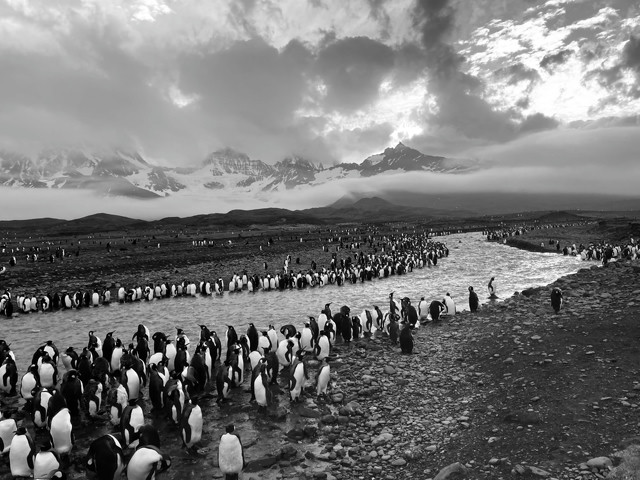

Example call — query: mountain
[0,142,469,200]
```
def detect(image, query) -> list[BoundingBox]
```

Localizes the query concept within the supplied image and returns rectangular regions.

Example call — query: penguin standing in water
[399,322,414,354]
[488,277,498,298]
[85,434,125,480]
[218,424,245,480]
[551,287,563,313]
[468,286,479,312]
[9,426,35,478]
[180,398,203,453]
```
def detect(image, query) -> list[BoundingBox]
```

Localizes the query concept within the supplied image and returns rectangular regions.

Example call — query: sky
[1,0,640,219]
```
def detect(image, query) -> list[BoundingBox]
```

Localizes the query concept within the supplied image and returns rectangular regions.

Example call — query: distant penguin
[399,322,414,354]
[218,425,245,480]
[20,364,40,405]
[488,277,497,298]
[468,286,479,312]
[252,362,269,408]
[9,426,35,478]
[429,300,445,322]
[442,293,456,316]
[315,331,331,361]
[316,358,330,398]
[180,398,203,451]
[86,434,125,480]
[126,445,171,480]
[551,287,563,313]
[0,410,17,454]
[388,318,399,345]
[32,387,53,429]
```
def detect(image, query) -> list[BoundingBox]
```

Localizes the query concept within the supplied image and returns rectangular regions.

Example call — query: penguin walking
[488,277,498,298]
[551,287,563,313]
[180,398,203,453]
[85,434,125,480]
[218,424,245,480]
[468,286,479,312]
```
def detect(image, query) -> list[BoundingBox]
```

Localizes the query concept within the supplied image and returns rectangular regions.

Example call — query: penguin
[551,287,563,313]
[152,332,167,354]
[246,323,259,351]
[121,366,141,403]
[388,317,399,345]
[20,364,40,406]
[110,339,124,374]
[85,434,125,480]
[176,328,190,348]
[468,286,479,312]
[9,426,35,478]
[149,364,165,412]
[488,277,498,298]
[37,352,58,389]
[257,332,272,356]
[316,358,331,398]
[351,316,362,339]
[225,326,238,357]
[84,379,103,418]
[289,352,307,402]
[34,440,62,480]
[121,400,145,448]
[399,322,414,354]
[442,293,456,316]
[253,361,270,409]
[165,340,177,372]
[266,325,278,349]
[0,355,18,395]
[314,331,331,361]
[103,331,116,363]
[299,323,314,352]
[107,383,128,426]
[61,369,84,417]
[32,387,53,429]
[180,398,203,452]
[126,445,171,480]
[429,300,445,322]
[0,410,17,454]
[138,424,161,448]
[280,324,297,339]
[216,362,232,404]
[61,347,79,372]
[49,406,74,455]
[218,425,245,479]
[276,338,294,368]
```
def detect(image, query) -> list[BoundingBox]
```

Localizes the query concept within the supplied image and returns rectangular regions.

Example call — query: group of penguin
[0,292,426,480]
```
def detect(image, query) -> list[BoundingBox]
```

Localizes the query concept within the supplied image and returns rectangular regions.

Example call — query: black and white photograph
[1,0,639,479]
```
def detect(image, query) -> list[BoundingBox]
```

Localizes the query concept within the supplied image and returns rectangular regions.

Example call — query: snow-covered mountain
[0,142,472,199]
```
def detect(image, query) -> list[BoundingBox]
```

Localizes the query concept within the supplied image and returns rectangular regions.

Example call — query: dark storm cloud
[413,0,518,142]
[540,49,573,70]
[518,113,560,134]
[622,35,640,71]
[314,36,396,112]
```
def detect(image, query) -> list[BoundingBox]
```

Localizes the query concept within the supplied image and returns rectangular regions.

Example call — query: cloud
[314,36,396,112]
[518,113,560,134]
[539,48,573,69]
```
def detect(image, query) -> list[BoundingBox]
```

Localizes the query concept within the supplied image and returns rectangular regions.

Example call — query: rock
[298,407,321,418]
[279,445,298,460]
[526,466,551,477]
[504,411,542,424]
[586,456,612,469]
[304,425,318,438]
[372,432,394,446]
[489,458,500,465]
[391,458,407,466]
[384,365,396,375]
[245,455,278,472]
[434,462,468,480]
[321,415,337,424]
[331,393,344,403]
[287,427,305,441]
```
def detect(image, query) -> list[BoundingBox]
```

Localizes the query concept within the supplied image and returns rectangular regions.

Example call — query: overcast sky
[1,0,640,219]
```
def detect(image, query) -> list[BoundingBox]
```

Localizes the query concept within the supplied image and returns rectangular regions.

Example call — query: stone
[298,407,321,418]
[391,458,407,466]
[245,456,278,472]
[586,457,612,469]
[321,415,337,424]
[331,393,345,403]
[526,466,551,477]
[384,365,396,375]
[434,462,468,480]
[372,433,394,446]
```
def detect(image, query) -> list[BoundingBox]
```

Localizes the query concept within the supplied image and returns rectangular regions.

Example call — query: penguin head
[225,424,235,433]
[468,287,473,292]
[16,426,27,435]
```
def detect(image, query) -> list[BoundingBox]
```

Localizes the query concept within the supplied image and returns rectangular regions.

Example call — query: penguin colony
[0,289,453,479]
[0,234,450,318]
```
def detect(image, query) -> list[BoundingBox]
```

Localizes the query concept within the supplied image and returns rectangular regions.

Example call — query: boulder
[434,462,468,480]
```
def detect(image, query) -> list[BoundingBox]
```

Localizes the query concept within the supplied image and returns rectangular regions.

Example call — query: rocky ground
[242,259,640,480]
